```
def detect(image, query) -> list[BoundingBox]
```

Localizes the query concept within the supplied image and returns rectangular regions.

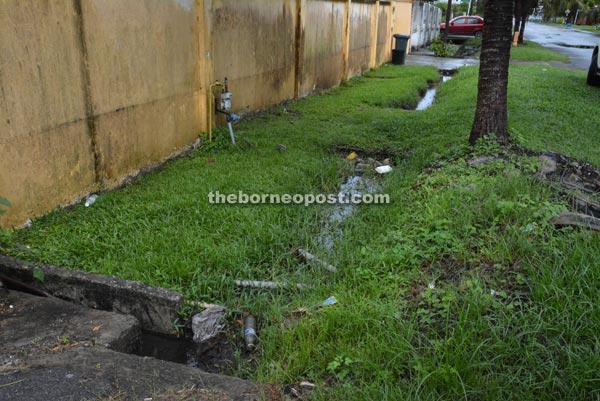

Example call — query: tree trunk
[518,0,535,44]
[443,0,452,43]
[469,0,514,146]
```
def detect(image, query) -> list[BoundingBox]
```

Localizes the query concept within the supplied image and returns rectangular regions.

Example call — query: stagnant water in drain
[134,330,239,374]
[415,75,452,111]
[318,174,382,250]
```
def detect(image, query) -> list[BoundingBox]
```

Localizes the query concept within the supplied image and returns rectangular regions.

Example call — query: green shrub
[431,39,449,57]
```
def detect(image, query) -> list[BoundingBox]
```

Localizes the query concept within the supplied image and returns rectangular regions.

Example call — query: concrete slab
[0,254,183,335]
[0,291,270,401]
[0,291,140,359]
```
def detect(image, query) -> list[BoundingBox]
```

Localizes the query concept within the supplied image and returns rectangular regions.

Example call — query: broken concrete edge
[0,253,184,336]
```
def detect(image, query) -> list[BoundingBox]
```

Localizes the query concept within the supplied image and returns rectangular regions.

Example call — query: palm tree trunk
[469,0,514,146]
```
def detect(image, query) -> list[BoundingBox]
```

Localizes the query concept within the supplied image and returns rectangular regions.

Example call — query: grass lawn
[3,59,600,399]
[510,40,570,63]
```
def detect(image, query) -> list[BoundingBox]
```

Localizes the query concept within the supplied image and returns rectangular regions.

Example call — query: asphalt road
[524,22,599,70]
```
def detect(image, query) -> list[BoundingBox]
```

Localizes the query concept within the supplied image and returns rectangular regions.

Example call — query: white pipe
[227,122,236,145]
[235,280,313,290]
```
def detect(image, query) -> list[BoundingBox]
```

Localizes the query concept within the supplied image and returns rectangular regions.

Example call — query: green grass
[3,60,600,400]
[510,40,570,63]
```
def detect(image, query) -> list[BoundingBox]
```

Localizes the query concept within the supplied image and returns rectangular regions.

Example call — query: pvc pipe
[208,81,224,143]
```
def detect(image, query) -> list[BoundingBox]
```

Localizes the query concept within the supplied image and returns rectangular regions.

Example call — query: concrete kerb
[0,254,184,335]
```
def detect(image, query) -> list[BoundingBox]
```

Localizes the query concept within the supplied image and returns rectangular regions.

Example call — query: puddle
[415,75,452,111]
[556,43,595,49]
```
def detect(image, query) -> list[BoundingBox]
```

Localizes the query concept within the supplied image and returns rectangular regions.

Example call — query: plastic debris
[300,381,316,390]
[295,248,337,273]
[319,296,338,307]
[346,151,358,161]
[191,305,227,344]
[428,281,435,289]
[84,194,98,207]
[22,219,32,229]
[278,144,287,152]
[235,280,313,290]
[375,165,392,174]
[243,315,258,350]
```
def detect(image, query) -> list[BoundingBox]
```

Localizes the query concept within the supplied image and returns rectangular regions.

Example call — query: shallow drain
[414,74,452,111]
[133,329,240,374]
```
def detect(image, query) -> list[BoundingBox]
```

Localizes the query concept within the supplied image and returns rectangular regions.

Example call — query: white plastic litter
[85,194,98,207]
[191,305,227,344]
[375,165,392,174]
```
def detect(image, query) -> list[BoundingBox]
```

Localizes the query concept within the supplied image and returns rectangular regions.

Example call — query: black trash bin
[392,34,410,65]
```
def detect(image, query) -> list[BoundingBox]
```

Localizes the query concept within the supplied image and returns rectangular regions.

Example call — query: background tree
[514,0,537,44]
[443,0,453,42]
[469,0,515,146]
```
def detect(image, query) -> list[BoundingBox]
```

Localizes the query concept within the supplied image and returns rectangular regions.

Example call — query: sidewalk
[405,51,479,70]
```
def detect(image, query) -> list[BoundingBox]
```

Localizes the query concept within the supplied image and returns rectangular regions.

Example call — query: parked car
[440,16,484,37]
[587,44,600,86]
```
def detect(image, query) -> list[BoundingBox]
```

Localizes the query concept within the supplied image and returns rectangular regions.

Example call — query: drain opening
[133,330,240,374]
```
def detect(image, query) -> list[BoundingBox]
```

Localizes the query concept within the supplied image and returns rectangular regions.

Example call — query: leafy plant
[431,39,449,57]
[33,267,45,283]
[327,355,357,381]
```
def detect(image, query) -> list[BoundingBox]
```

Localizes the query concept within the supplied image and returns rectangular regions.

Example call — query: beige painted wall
[299,0,346,97]
[0,0,416,227]
[393,0,414,50]
[209,0,297,113]
[0,0,96,227]
[347,1,374,78]
[81,0,203,185]
[376,3,393,66]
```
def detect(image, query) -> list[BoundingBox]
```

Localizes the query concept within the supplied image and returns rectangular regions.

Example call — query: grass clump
[510,40,570,62]
[4,61,600,400]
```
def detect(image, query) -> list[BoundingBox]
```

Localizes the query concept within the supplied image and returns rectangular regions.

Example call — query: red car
[440,16,484,37]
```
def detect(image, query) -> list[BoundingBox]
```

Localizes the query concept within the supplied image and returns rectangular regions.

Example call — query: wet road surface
[524,22,599,69]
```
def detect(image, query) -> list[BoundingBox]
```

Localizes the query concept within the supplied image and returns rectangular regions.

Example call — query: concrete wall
[209,0,297,113]
[0,0,97,226]
[376,2,393,66]
[1,0,206,227]
[299,0,346,97]
[0,0,429,227]
[393,0,414,50]
[410,1,442,50]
